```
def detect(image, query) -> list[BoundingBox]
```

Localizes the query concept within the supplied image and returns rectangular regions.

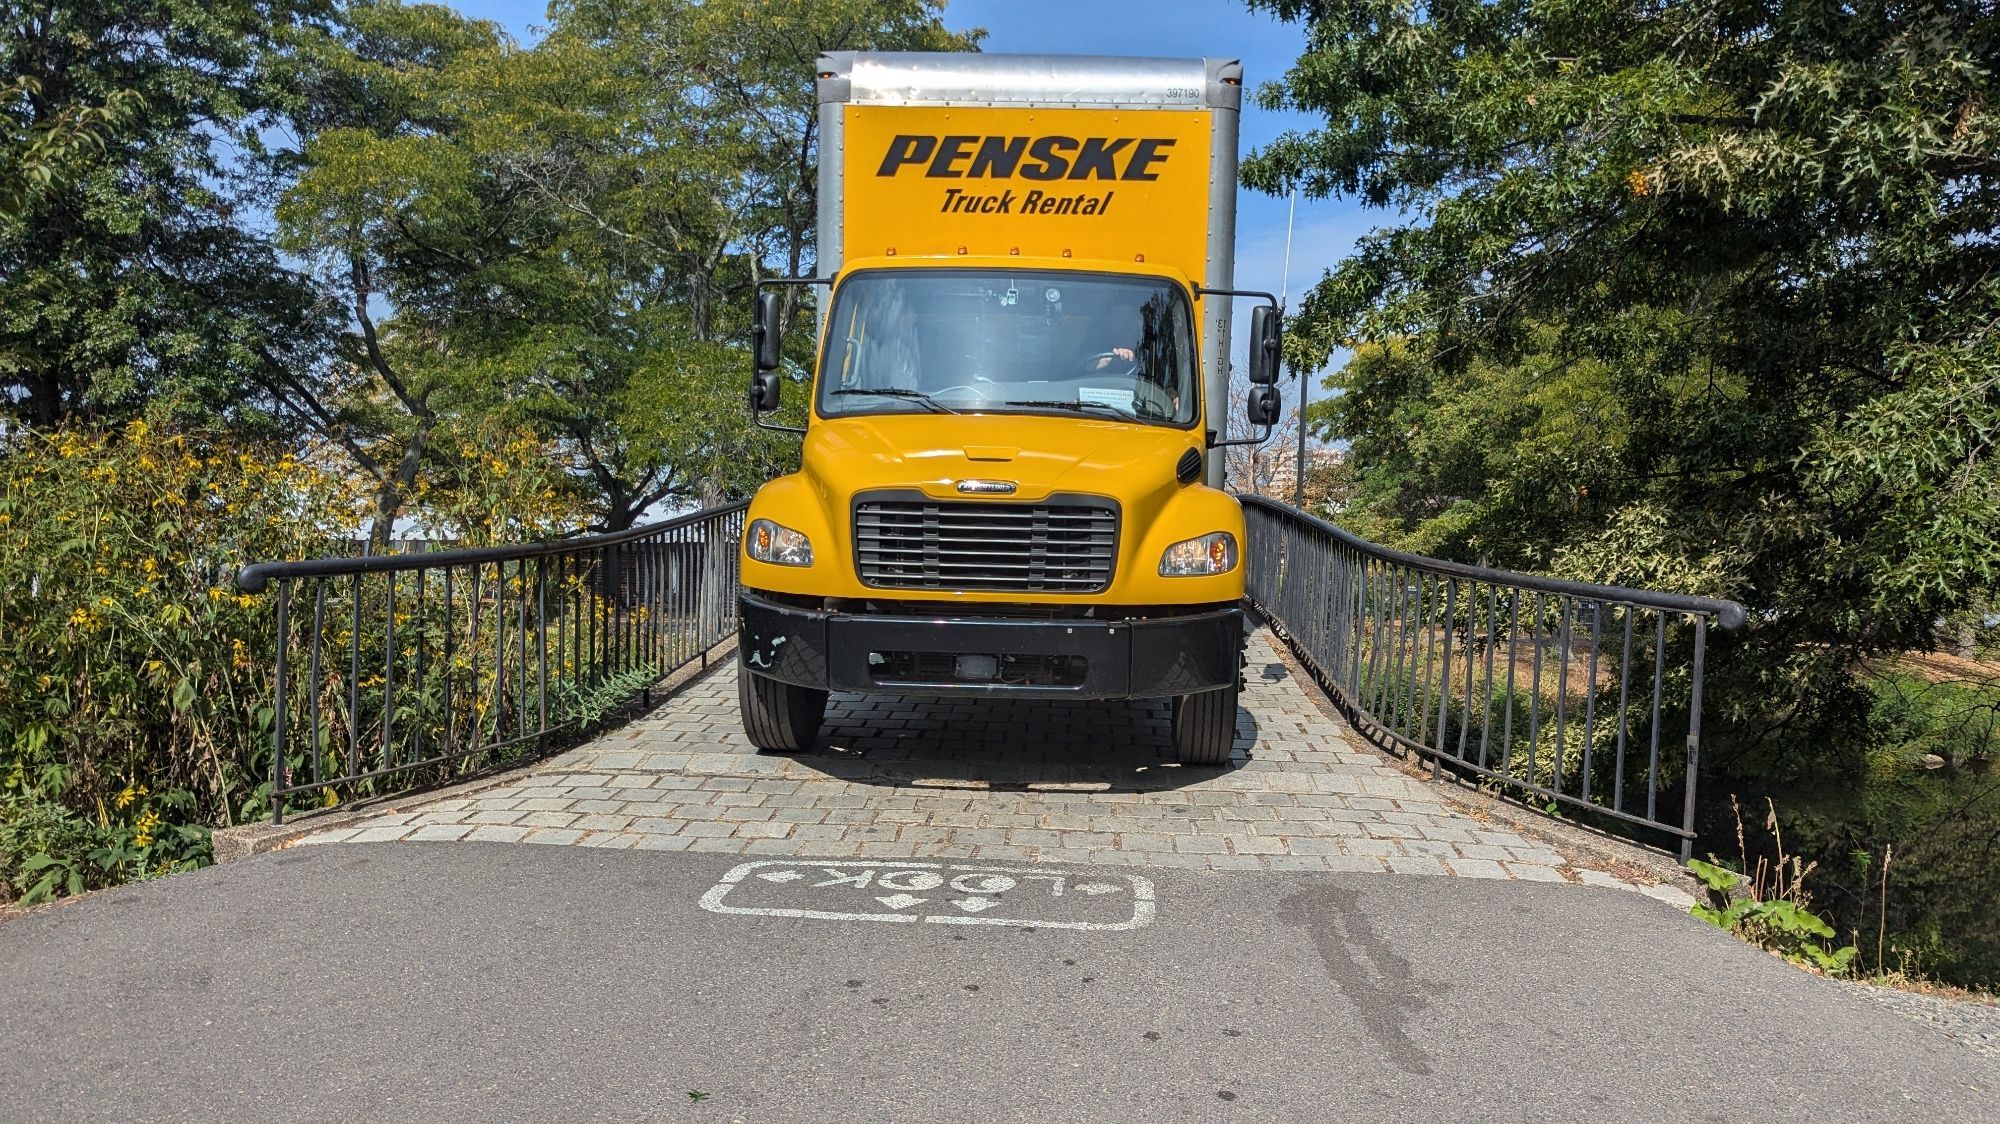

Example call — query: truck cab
[736,53,1281,764]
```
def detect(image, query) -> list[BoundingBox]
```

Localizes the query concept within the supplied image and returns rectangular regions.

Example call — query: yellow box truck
[738,52,1282,764]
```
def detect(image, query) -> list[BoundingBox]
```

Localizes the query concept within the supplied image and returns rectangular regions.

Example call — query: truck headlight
[1159,531,1237,577]
[746,518,813,566]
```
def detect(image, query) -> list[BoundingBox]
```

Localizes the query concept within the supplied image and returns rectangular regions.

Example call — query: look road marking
[699,860,1155,931]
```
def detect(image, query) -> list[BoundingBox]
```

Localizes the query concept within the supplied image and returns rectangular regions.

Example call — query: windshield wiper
[829,387,958,414]
[1001,398,1140,420]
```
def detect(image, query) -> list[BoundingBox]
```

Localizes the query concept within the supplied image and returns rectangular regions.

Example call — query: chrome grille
[854,496,1118,593]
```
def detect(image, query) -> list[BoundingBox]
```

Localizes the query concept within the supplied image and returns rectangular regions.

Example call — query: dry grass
[1874,649,2000,686]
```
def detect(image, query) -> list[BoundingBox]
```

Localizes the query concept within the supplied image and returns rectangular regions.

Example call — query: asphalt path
[1,842,1992,1122]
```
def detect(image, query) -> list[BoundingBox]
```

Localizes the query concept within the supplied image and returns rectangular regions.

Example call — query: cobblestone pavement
[304,629,1693,902]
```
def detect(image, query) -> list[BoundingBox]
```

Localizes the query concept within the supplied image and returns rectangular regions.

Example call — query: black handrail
[1239,494,1747,862]
[1239,496,1747,630]
[236,506,743,593]
[236,501,750,822]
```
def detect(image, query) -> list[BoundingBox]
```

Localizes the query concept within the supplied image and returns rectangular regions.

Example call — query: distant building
[1261,446,1348,502]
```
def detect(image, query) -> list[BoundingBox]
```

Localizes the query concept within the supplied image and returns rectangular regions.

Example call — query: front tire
[737,662,827,753]
[1171,679,1241,766]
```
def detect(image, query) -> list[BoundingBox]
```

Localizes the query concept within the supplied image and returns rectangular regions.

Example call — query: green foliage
[265,0,976,533]
[0,422,361,900]
[0,792,206,905]
[1252,0,2000,760]
[1869,671,2000,768]
[1689,857,1859,975]
[1,0,336,428]
[0,75,140,218]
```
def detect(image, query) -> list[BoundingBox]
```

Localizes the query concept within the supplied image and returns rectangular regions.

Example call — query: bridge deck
[303,628,1684,898]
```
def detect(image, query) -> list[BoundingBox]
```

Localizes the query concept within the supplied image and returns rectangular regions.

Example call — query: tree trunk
[367,424,430,552]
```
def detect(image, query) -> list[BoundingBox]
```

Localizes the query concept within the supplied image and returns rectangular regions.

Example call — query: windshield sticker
[1076,387,1131,409]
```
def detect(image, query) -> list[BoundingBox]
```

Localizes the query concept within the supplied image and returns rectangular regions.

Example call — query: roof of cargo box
[816,52,1243,110]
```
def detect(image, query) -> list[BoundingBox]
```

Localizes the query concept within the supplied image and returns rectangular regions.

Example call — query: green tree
[471,0,982,525]
[1249,0,2000,773]
[273,1,978,534]
[271,0,535,546]
[0,0,335,429]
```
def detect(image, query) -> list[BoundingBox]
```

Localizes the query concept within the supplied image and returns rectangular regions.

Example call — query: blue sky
[453,0,1377,391]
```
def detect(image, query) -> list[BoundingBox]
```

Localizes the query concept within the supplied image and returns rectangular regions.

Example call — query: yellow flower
[1626,168,1654,197]
[114,783,148,809]
[126,418,149,439]
[207,588,225,602]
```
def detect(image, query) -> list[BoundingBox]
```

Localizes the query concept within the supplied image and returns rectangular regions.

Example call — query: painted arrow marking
[757,870,804,883]
[951,897,997,913]
[1074,882,1124,895]
[875,894,927,910]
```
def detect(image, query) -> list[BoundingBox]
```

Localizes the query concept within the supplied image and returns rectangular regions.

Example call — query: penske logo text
[877,135,1176,181]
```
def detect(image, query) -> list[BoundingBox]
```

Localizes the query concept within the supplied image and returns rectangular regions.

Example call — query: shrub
[0,421,360,900]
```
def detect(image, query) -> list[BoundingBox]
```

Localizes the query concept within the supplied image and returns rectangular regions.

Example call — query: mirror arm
[754,414,807,435]
[1193,284,1280,305]
[1207,422,1275,449]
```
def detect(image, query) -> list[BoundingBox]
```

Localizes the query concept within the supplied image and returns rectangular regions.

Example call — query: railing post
[271,580,289,826]
[1433,580,1455,776]
[1681,615,1708,864]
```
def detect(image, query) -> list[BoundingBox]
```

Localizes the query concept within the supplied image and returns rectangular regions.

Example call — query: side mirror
[750,370,781,413]
[754,290,783,372]
[1248,305,1282,385]
[1246,384,1280,427]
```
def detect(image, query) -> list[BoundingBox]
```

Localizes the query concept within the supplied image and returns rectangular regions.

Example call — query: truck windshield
[816,270,1197,427]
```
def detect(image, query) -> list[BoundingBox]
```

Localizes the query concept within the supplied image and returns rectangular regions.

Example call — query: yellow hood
[744,412,1245,605]
[803,413,1196,502]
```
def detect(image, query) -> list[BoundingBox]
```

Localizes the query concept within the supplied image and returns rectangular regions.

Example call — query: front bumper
[738,591,1244,700]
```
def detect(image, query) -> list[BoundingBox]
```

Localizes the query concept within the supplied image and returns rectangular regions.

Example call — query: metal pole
[1294,360,1308,507]
[1279,188,1307,509]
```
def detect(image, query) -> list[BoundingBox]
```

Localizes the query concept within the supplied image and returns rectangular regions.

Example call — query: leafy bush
[1689,856,1858,975]
[0,421,359,901]
[0,790,207,904]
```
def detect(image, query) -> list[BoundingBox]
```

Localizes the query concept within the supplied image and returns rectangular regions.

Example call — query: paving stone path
[304,629,1693,904]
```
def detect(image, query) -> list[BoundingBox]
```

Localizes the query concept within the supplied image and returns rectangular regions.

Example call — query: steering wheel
[1079,351,1140,377]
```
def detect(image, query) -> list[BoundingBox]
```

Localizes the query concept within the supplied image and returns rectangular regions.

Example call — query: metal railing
[1240,495,1746,861]
[236,502,748,823]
